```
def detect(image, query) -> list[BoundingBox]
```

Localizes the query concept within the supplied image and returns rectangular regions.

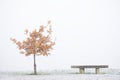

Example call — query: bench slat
[71,65,108,68]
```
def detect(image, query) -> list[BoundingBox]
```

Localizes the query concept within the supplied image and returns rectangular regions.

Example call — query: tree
[10,21,55,75]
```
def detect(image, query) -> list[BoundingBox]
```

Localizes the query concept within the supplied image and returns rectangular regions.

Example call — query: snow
[0,74,120,80]
[0,69,120,80]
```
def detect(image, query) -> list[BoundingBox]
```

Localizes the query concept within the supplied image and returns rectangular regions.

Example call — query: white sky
[0,0,120,71]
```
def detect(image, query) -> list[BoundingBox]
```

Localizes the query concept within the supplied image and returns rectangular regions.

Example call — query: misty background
[0,0,120,71]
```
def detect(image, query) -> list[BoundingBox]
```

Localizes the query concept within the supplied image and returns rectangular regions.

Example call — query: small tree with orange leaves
[10,21,55,75]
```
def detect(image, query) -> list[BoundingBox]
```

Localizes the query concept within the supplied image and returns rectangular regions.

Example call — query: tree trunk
[33,54,37,75]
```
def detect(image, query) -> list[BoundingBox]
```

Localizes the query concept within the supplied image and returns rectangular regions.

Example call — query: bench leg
[79,68,85,74]
[95,68,99,74]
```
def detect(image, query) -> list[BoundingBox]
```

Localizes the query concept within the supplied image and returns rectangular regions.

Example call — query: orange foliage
[11,21,55,56]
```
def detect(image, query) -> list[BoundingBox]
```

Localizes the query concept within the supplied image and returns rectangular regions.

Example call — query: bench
[71,65,108,74]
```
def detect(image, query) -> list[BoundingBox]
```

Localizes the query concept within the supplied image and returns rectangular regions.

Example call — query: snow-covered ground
[0,69,120,80]
[0,74,120,80]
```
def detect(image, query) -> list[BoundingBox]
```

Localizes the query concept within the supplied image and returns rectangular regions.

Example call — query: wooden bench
[71,65,108,74]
